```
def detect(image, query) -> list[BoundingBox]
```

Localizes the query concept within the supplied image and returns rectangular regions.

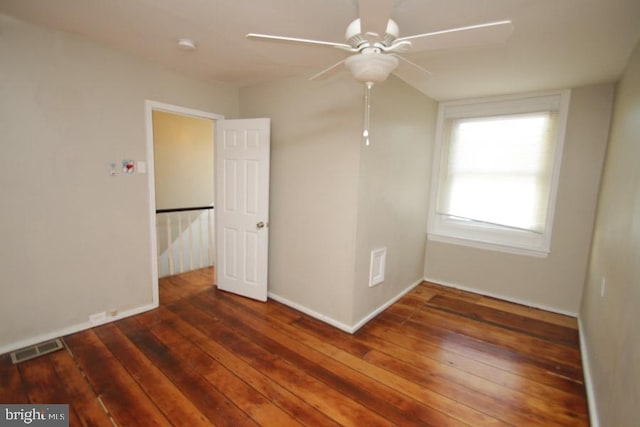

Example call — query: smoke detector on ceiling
[177,38,197,50]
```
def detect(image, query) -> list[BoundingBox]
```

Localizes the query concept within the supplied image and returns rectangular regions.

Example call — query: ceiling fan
[246,0,513,145]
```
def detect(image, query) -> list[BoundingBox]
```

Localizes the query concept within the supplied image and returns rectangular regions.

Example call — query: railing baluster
[208,208,214,266]
[177,212,184,273]
[155,206,214,278]
[199,211,205,268]
[187,211,194,271]
[166,214,174,276]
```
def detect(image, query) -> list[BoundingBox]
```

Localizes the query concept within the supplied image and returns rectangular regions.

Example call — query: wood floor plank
[229,295,371,358]
[159,267,214,304]
[149,320,303,426]
[17,357,64,403]
[381,297,424,321]
[159,276,199,302]
[158,278,182,304]
[0,270,588,427]
[168,299,397,427]
[365,349,586,426]
[295,314,588,417]
[115,316,259,427]
[49,348,114,427]
[381,299,583,377]
[208,290,586,425]
[367,313,586,395]
[194,294,433,425]
[17,355,84,426]
[93,323,211,427]
[477,295,579,329]
[425,294,579,346]
[152,305,341,427]
[219,291,506,426]
[420,282,484,303]
[0,353,28,403]
[64,330,172,427]
[419,281,579,329]
[414,306,583,372]
[228,289,586,426]
[178,267,215,286]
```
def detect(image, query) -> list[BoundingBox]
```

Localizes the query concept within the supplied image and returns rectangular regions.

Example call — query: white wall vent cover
[10,338,64,364]
[369,247,387,287]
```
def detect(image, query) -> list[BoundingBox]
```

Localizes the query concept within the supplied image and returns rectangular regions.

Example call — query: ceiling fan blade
[392,54,432,76]
[358,0,393,37]
[309,59,347,81]
[246,33,354,50]
[396,20,514,52]
[391,54,432,87]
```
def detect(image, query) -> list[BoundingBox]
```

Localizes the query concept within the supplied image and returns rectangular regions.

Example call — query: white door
[215,118,270,301]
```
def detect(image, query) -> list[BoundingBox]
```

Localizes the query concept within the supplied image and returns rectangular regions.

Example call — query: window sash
[427,90,570,256]
[437,111,558,233]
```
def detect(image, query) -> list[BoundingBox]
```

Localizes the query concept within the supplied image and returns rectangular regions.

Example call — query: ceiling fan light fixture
[344,52,399,84]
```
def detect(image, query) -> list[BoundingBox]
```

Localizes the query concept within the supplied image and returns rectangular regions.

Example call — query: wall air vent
[10,338,64,364]
[369,247,387,287]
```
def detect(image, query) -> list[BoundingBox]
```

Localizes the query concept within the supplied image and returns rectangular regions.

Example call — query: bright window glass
[428,91,570,256]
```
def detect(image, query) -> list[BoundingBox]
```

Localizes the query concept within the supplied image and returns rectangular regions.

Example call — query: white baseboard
[0,302,157,356]
[350,278,424,332]
[578,317,600,427]
[268,278,423,334]
[423,276,578,317]
[267,292,355,333]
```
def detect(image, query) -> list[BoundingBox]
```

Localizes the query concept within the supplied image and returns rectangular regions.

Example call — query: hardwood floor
[1,269,589,426]
[158,267,215,304]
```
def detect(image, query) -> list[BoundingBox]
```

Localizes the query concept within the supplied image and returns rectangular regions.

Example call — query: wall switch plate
[600,277,607,297]
[136,161,147,174]
[109,163,118,176]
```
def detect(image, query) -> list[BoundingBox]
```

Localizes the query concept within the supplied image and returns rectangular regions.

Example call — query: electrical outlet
[600,277,607,297]
[89,312,107,325]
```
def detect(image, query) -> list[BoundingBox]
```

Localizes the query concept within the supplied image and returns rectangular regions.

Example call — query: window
[428,91,570,256]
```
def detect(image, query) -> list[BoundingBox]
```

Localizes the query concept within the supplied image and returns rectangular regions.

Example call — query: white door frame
[144,100,224,307]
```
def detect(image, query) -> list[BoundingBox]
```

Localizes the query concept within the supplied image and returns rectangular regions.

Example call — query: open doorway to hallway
[152,109,215,278]
[145,101,224,305]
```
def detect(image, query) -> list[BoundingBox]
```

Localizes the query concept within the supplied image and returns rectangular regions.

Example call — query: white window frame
[427,90,571,257]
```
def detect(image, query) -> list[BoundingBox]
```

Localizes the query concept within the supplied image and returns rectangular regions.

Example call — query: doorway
[145,101,223,306]
[146,102,271,306]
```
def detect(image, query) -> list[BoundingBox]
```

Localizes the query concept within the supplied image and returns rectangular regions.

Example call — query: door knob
[256,221,265,229]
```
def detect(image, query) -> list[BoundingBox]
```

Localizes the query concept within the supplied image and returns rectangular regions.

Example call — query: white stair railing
[156,206,214,278]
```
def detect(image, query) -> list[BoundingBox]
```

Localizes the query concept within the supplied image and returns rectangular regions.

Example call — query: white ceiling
[1,0,639,100]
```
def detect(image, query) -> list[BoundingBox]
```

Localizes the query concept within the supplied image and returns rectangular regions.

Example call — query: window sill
[427,233,550,258]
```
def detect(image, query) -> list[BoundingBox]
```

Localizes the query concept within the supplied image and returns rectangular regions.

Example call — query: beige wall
[239,74,435,328]
[424,83,614,314]
[239,75,362,326]
[152,110,214,210]
[0,14,238,352]
[580,40,640,426]
[352,77,436,325]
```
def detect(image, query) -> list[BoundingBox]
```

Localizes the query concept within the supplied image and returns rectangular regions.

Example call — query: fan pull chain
[363,82,373,146]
